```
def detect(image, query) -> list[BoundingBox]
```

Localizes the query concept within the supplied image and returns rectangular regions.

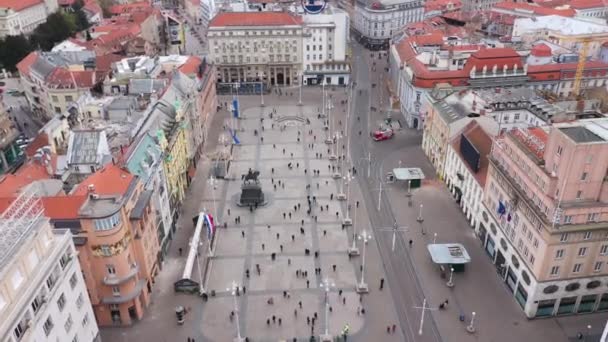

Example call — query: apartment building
[461,0,499,12]
[0,0,58,37]
[352,0,424,50]
[301,7,351,86]
[0,101,22,174]
[0,188,99,342]
[208,12,303,86]
[479,118,608,318]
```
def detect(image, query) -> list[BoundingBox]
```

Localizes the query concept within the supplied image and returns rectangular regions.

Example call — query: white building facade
[0,190,99,342]
[353,0,424,50]
[207,12,304,86]
[301,8,351,86]
[0,0,58,38]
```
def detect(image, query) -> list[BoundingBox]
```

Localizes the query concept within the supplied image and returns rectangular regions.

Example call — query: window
[72,335,79,342]
[578,247,588,257]
[557,146,563,155]
[65,95,73,102]
[576,190,582,199]
[12,270,23,290]
[533,238,539,249]
[57,293,66,311]
[555,249,564,259]
[76,293,84,309]
[587,213,599,222]
[564,215,573,224]
[31,295,43,313]
[94,212,121,231]
[14,321,26,340]
[28,250,39,269]
[107,265,116,275]
[530,255,535,265]
[560,233,569,242]
[594,261,603,272]
[600,245,608,255]
[52,95,58,102]
[69,273,78,289]
[573,263,582,273]
[64,314,73,332]
[584,231,592,240]
[59,252,70,269]
[581,172,588,181]
[550,266,560,276]
[82,313,89,327]
[43,316,54,336]
[112,286,120,296]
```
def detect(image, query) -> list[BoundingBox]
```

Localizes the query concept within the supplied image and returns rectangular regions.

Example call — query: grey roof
[436,100,470,124]
[560,127,605,143]
[130,190,153,220]
[427,243,471,265]
[68,130,103,164]
[107,97,137,111]
[31,56,56,79]
[129,78,168,95]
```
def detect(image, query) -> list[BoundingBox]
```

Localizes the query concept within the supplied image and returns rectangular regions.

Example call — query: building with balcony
[352,0,424,50]
[478,118,608,318]
[0,102,23,174]
[207,12,304,86]
[0,0,59,38]
[0,188,99,342]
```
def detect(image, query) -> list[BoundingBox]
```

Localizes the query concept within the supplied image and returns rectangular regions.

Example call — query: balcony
[102,263,139,285]
[101,279,146,304]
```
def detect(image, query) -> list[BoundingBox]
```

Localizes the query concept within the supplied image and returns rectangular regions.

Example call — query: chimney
[87,184,95,193]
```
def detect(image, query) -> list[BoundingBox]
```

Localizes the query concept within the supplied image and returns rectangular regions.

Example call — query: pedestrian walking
[292,234,296,241]
[299,301,303,309]
[283,213,286,219]
[178,247,183,256]
[306,280,310,288]
[280,245,284,252]
[262,244,265,250]
[272,315,276,323]
[276,233,280,239]
[333,264,337,272]
[409,239,413,247]
[380,278,384,290]
[324,230,327,236]
[242,231,245,238]
[339,289,343,296]
[356,201,360,208]
[392,324,396,333]
[343,297,346,305]
[387,326,391,333]
[278,318,282,325]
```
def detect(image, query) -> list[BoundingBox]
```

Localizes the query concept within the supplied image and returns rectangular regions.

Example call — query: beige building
[0,0,58,37]
[478,118,608,318]
[207,12,303,86]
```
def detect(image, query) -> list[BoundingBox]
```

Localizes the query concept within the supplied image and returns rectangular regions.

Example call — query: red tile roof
[451,120,492,187]
[73,164,135,196]
[83,0,102,15]
[41,195,87,219]
[0,0,43,11]
[25,132,50,157]
[569,0,606,9]
[493,1,576,16]
[179,56,202,75]
[209,12,302,27]
[425,0,461,12]
[411,32,444,46]
[109,1,151,15]
[46,69,96,89]
[531,43,552,57]
[16,52,37,77]
[0,162,53,197]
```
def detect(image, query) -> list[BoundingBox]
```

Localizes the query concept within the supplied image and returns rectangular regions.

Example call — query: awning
[427,243,471,265]
[393,168,426,181]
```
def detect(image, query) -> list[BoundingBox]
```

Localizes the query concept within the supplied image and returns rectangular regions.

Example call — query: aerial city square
[2,0,608,341]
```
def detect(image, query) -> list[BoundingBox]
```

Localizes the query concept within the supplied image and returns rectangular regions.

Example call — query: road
[346,42,443,342]
[1,78,42,138]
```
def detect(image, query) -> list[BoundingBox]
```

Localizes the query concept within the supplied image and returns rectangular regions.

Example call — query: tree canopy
[0,6,90,72]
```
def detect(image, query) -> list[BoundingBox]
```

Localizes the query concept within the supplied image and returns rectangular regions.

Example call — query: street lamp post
[348,203,359,256]
[446,267,455,288]
[356,230,371,293]
[260,80,265,107]
[466,312,476,333]
[319,278,335,341]
[330,131,341,167]
[433,233,437,244]
[413,298,436,335]
[227,281,245,342]
[407,180,412,197]
[298,72,303,106]
[417,204,424,222]
[341,172,353,212]
[377,220,408,252]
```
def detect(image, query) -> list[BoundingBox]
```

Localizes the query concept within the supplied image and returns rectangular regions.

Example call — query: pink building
[478,118,608,317]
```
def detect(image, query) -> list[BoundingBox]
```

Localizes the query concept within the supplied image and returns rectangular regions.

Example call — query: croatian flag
[204,214,215,239]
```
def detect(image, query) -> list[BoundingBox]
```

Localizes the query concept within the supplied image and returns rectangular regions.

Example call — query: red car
[371,128,394,141]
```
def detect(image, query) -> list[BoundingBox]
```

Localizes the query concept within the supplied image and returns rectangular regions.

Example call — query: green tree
[0,35,32,71]
[30,12,76,50]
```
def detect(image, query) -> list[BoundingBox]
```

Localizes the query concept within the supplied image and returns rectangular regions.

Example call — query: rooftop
[0,0,42,11]
[509,127,548,161]
[492,1,576,17]
[209,12,303,27]
[73,164,135,196]
[67,130,110,165]
[568,0,606,9]
[513,15,608,37]
[560,126,605,143]
[451,120,493,186]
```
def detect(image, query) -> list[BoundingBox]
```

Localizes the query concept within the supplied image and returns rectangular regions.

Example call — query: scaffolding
[0,185,44,270]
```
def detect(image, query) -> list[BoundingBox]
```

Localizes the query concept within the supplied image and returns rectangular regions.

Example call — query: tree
[0,35,32,71]
[30,12,76,50]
